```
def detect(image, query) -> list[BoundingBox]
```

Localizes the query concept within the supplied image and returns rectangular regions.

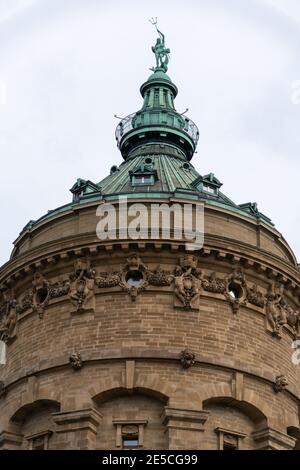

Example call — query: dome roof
[146,69,173,83]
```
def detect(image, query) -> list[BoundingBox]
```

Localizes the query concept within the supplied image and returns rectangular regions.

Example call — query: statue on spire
[149,18,170,73]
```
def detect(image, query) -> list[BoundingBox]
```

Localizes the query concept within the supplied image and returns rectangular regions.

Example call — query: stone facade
[1,31,300,450]
[0,199,300,450]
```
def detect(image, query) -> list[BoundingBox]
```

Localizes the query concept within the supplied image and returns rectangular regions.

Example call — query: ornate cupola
[115,23,199,161]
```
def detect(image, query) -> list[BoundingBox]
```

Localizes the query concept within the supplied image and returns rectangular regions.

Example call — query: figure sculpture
[150,18,170,72]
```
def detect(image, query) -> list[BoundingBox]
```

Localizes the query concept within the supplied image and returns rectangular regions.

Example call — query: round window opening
[145,157,153,165]
[228,283,242,300]
[126,271,144,287]
[36,287,48,304]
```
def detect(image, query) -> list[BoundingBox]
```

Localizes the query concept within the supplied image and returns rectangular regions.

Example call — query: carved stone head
[32,273,48,289]
[69,352,83,371]
[180,255,198,272]
[126,254,144,272]
[74,258,91,276]
[180,349,196,369]
[273,375,288,393]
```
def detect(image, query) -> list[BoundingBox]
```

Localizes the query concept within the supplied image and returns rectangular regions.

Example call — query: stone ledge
[2,353,300,402]
[252,427,297,450]
[0,431,24,448]
[52,407,102,434]
[162,407,209,432]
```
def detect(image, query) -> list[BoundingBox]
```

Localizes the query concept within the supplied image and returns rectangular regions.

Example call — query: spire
[115,23,199,161]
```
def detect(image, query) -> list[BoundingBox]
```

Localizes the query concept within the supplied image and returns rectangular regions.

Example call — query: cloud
[0,0,37,24]
[0,0,299,265]
[264,0,300,24]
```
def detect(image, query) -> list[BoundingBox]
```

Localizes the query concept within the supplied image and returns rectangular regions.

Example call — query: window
[126,271,144,287]
[134,176,153,185]
[215,427,246,450]
[27,430,52,450]
[32,436,46,450]
[122,435,139,450]
[223,437,238,451]
[113,420,148,449]
[228,283,243,300]
[203,185,216,195]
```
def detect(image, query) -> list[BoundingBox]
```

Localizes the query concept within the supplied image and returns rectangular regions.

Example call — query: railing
[115,112,199,148]
[115,112,136,145]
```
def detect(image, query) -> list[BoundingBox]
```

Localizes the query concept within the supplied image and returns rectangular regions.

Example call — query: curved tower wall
[0,30,299,451]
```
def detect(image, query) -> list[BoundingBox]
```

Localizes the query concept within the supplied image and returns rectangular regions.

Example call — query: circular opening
[125,271,144,287]
[182,162,190,170]
[36,287,48,304]
[228,283,242,300]
[145,157,153,164]
[110,165,118,174]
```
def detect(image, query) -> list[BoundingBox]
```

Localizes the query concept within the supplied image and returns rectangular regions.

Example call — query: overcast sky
[0,0,299,266]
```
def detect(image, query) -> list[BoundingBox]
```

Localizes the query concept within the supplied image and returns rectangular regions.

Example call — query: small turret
[115,25,199,161]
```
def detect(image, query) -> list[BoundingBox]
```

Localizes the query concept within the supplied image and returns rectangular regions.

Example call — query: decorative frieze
[246,283,265,308]
[145,265,173,286]
[2,254,299,344]
[202,272,226,294]
[95,272,121,288]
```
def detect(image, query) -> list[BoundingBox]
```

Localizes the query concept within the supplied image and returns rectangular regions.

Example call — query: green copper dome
[17,25,275,236]
[144,69,173,85]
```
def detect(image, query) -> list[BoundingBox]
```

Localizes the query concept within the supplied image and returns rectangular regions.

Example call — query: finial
[149,19,170,73]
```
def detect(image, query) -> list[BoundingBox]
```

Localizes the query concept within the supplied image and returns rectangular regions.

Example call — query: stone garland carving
[18,291,34,314]
[3,254,300,342]
[246,283,265,308]
[95,257,172,301]
[273,375,288,393]
[69,352,83,370]
[0,291,18,344]
[49,280,71,298]
[18,277,70,315]
[95,272,121,288]
[68,259,96,313]
[145,265,173,286]
[201,267,299,339]
[174,255,202,310]
[179,349,195,369]
[202,272,226,294]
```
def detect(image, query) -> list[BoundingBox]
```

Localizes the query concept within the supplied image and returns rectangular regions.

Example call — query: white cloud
[0,0,36,24]
[264,0,300,24]
[0,0,299,265]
